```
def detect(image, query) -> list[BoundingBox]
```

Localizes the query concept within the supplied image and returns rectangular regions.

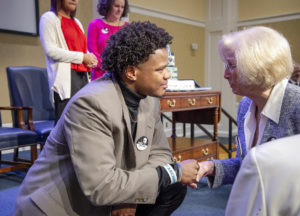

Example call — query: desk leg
[191,123,194,139]
[213,108,218,141]
[172,112,176,138]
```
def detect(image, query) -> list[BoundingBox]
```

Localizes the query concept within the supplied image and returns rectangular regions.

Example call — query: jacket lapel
[112,75,134,143]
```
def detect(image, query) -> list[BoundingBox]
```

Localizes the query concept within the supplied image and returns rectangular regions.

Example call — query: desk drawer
[168,138,219,162]
[160,96,201,110]
[160,94,219,112]
[200,95,218,106]
[172,143,218,162]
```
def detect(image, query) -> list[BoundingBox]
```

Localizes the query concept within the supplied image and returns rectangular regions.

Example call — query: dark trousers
[135,183,187,216]
[54,70,88,124]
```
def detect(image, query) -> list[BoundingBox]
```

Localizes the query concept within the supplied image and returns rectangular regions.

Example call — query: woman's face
[62,0,78,13]
[223,47,246,96]
[108,0,125,20]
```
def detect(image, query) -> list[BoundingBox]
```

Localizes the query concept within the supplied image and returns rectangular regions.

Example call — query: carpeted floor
[172,181,231,216]
[0,172,231,216]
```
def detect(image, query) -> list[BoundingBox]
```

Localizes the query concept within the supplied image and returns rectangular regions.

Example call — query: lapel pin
[102,28,108,34]
[136,136,148,151]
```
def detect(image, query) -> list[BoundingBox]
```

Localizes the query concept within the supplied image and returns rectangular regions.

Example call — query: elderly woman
[198,26,300,188]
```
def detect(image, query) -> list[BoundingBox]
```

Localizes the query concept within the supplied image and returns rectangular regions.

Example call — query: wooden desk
[160,90,221,161]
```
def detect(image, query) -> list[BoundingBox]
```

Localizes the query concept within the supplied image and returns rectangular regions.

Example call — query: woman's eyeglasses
[225,63,237,71]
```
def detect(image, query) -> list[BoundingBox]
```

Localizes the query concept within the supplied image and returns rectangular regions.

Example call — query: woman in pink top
[87,0,129,80]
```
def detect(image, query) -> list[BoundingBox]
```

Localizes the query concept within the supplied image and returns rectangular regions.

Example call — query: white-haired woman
[197,26,300,188]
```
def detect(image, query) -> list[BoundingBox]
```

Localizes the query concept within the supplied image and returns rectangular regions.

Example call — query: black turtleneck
[118,77,181,190]
[118,79,146,140]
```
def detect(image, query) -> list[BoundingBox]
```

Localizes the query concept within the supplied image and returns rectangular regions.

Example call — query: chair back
[6,66,55,125]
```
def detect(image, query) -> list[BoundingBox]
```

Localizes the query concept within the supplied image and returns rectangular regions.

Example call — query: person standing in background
[40,0,98,124]
[87,0,129,80]
[289,62,300,86]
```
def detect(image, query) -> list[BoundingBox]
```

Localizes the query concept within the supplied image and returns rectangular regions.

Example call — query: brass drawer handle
[167,99,176,107]
[202,148,209,155]
[188,98,196,106]
[173,155,182,162]
[206,97,213,104]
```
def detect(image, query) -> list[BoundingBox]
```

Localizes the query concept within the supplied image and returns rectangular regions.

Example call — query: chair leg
[30,145,38,163]
[13,148,19,161]
[40,143,45,151]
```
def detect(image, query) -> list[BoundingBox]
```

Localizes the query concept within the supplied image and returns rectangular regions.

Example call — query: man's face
[133,48,170,97]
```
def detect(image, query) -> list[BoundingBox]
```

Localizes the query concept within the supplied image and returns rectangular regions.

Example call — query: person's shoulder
[283,83,300,108]
[89,18,104,26]
[41,11,57,19]
[255,135,300,165]
[74,17,83,26]
[286,82,300,94]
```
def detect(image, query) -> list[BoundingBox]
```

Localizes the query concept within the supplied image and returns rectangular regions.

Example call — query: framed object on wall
[0,0,39,36]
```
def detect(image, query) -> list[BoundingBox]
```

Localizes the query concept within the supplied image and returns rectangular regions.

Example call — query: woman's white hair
[218,26,293,90]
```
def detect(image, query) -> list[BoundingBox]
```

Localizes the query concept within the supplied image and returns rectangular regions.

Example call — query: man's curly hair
[101,21,173,77]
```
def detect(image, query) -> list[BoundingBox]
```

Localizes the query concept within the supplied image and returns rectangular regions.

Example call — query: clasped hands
[83,53,98,68]
[179,159,215,189]
[110,160,215,216]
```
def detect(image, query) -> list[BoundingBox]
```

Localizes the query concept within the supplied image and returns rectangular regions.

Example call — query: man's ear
[124,66,137,81]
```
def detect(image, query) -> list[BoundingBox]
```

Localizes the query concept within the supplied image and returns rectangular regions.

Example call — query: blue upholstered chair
[0,106,38,173]
[6,66,55,143]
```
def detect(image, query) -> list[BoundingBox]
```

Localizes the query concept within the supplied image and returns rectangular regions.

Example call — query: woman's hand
[83,53,98,68]
[196,161,215,181]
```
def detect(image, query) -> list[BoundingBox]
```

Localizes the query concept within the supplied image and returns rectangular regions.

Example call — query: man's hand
[111,204,137,216]
[179,159,200,188]
[196,161,215,181]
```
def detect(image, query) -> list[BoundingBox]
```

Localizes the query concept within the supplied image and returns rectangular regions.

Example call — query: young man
[14,21,200,216]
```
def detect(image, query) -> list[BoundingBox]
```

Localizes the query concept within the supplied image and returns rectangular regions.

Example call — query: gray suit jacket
[225,134,300,216]
[14,74,172,216]
[210,83,300,188]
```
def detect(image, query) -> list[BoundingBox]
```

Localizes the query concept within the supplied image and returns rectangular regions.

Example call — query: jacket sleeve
[63,95,160,206]
[39,12,84,64]
[207,97,250,188]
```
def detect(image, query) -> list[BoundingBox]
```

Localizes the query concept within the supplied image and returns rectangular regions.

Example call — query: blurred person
[289,62,300,86]
[14,21,200,216]
[40,0,98,124]
[87,0,129,80]
[196,26,300,189]
[225,134,300,216]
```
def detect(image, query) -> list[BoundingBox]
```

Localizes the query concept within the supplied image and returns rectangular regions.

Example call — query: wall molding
[237,12,300,27]
[130,4,206,27]
[129,5,300,28]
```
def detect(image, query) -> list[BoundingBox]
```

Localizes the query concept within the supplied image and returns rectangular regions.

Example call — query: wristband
[163,164,177,184]
[176,162,182,181]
